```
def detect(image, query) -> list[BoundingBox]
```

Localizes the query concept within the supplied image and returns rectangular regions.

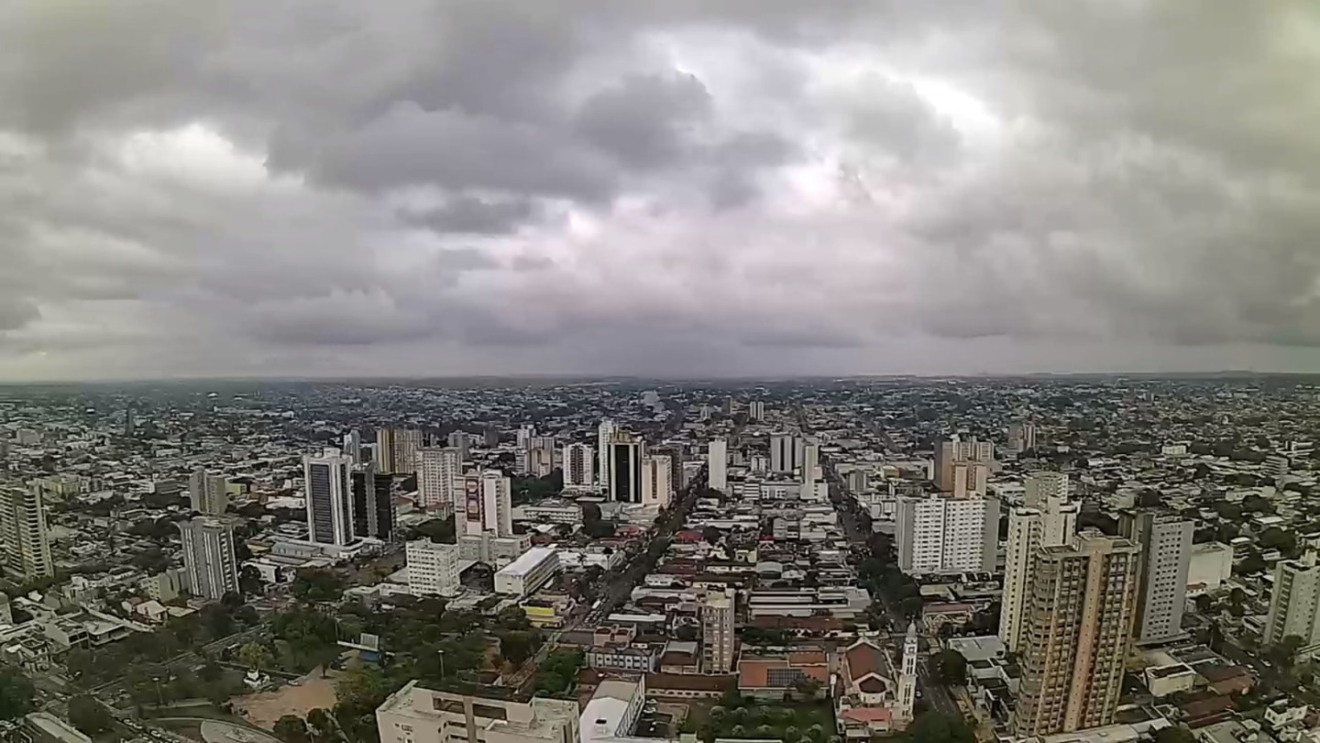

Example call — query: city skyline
[1,3,1318,381]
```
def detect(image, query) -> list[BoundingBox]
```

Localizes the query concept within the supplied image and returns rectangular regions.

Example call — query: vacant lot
[232,668,343,729]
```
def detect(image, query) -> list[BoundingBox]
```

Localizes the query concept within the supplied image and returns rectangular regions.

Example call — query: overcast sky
[1,1,1318,381]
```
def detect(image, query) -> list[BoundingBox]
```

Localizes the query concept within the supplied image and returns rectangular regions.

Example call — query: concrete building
[304,448,355,546]
[1264,552,1320,647]
[459,532,532,569]
[606,431,643,504]
[417,447,463,513]
[563,443,594,489]
[895,495,998,576]
[376,427,424,474]
[769,432,798,475]
[703,588,736,674]
[708,438,728,493]
[1007,421,1038,454]
[375,682,578,743]
[494,546,560,597]
[1014,531,1141,738]
[1188,542,1234,593]
[1000,473,1080,651]
[343,429,363,465]
[0,484,54,581]
[597,419,617,492]
[351,464,395,541]
[640,455,673,508]
[1120,511,1192,644]
[748,400,766,421]
[405,540,461,597]
[188,468,228,515]
[801,439,821,482]
[934,438,993,494]
[178,517,239,600]
[463,470,512,538]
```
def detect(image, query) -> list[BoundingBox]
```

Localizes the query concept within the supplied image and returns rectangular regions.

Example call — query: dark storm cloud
[1,0,1319,379]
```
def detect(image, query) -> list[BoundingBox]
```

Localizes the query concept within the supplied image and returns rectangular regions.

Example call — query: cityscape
[0,376,1314,743]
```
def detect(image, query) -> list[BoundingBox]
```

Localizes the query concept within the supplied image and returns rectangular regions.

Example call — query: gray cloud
[1,0,1319,380]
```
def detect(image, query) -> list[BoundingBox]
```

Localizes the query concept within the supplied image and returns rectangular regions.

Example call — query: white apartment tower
[769,432,798,474]
[562,443,594,489]
[0,484,54,581]
[703,588,736,674]
[801,439,821,482]
[406,540,462,597]
[304,448,355,546]
[748,400,766,421]
[597,419,617,490]
[641,455,673,508]
[1120,510,1193,644]
[464,470,513,537]
[707,438,728,493]
[895,494,999,576]
[1000,474,1080,651]
[1265,552,1320,647]
[189,467,229,515]
[417,447,463,514]
[178,517,239,600]
[343,429,363,465]
[377,427,424,474]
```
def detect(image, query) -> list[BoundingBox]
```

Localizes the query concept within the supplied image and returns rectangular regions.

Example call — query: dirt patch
[231,668,343,729]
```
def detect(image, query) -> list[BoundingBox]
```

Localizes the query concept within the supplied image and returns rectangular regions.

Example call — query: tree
[240,565,265,596]
[293,569,346,603]
[275,715,310,743]
[0,667,35,720]
[240,641,273,669]
[1268,635,1305,670]
[931,650,967,686]
[908,712,975,743]
[67,695,113,735]
[307,708,336,742]
[1235,553,1267,576]
[702,526,722,544]
[793,676,824,699]
[499,631,536,667]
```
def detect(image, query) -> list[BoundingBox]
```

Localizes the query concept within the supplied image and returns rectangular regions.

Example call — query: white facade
[494,546,561,597]
[376,683,578,743]
[801,439,820,482]
[406,540,461,597]
[1122,512,1193,643]
[464,470,512,537]
[1188,542,1234,592]
[188,468,228,515]
[748,401,766,421]
[707,438,728,493]
[416,447,463,513]
[641,455,673,507]
[1265,554,1320,646]
[597,419,617,492]
[563,443,594,488]
[304,448,355,546]
[999,473,1079,651]
[703,588,735,673]
[895,495,998,576]
[769,432,798,474]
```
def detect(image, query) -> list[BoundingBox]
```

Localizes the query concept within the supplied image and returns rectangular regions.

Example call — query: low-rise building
[375,682,578,743]
[494,547,560,597]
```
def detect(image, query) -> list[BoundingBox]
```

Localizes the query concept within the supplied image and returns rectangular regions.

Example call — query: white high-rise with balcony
[896,494,999,576]
[417,447,463,513]
[1000,472,1079,651]
[562,443,594,489]
[707,438,728,493]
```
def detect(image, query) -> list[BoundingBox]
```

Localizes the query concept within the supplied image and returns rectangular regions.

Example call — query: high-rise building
[405,540,461,597]
[351,464,395,541]
[304,448,355,546]
[895,495,999,576]
[703,588,736,674]
[748,400,766,421]
[999,474,1080,652]
[562,443,594,489]
[463,471,512,537]
[375,682,579,743]
[178,516,239,600]
[769,432,798,474]
[417,447,463,514]
[1265,552,1320,647]
[707,439,728,493]
[1120,511,1192,644]
[343,429,363,466]
[1013,532,1140,738]
[597,419,617,490]
[607,431,643,504]
[935,437,994,493]
[641,455,673,508]
[445,431,471,459]
[801,439,820,482]
[0,484,54,581]
[527,445,556,478]
[188,467,229,515]
[1007,421,1038,454]
[376,428,424,474]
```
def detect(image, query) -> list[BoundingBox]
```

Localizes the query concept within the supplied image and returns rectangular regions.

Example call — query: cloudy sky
[1,1,1319,381]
